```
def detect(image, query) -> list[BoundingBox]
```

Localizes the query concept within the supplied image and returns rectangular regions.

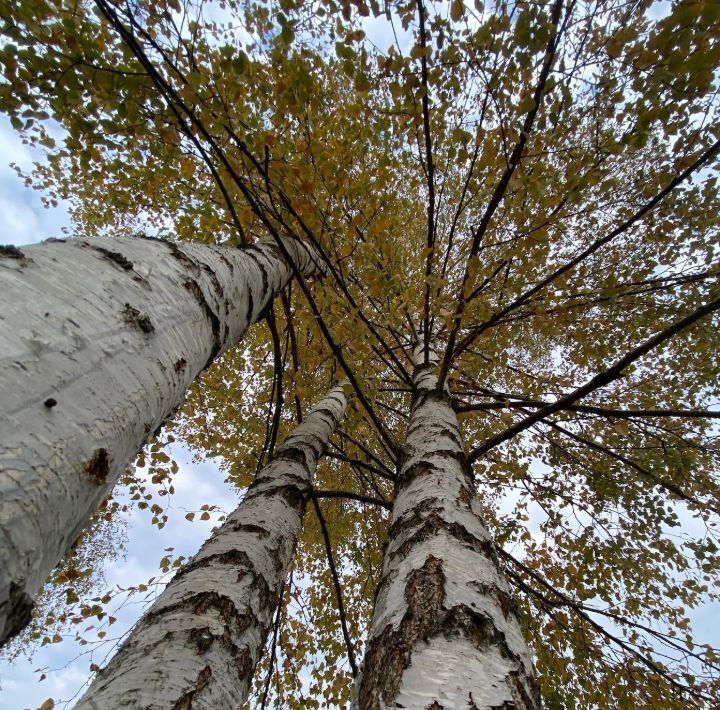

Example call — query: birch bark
[355,344,540,709]
[0,235,322,644]
[75,383,347,709]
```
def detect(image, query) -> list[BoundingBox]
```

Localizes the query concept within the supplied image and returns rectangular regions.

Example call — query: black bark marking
[122,303,154,334]
[506,670,542,709]
[171,665,212,709]
[175,548,252,579]
[91,245,134,271]
[175,532,274,585]
[242,248,271,323]
[470,581,516,619]
[246,283,255,327]
[230,523,272,538]
[172,551,275,612]
[397,459,435,486]
[358,556,446,709]
[202,262,232,335]
[2,582,34,642]
[218,252,234,274]
[259,467,308,489]
[184,279,221,369]
[398,449,470,486]
[201,262,224,299]
[272,444,312,470]
[174,358,187,373]
[235,646,254,679]
[83,448,110,485]
[166,240,200,274]
[44,397,58,408]
[436,425,464,448]
[190,626,214,654]
[406,412,460,440]
[308,405,340,421]
[191,592,248,633]
[0,244,25,259]
[245,479,308,512]
[256,260,270,296]
[389,510,493,562]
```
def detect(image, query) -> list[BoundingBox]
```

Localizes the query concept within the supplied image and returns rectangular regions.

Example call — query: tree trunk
[74,382,347,709]
[0,235,322,644]
[355,344,540,709]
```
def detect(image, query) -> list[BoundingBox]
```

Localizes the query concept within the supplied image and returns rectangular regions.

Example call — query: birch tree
[75,383,347,709]
[355,344,539,708]
[0,235,322,644]
[2,0,720,707]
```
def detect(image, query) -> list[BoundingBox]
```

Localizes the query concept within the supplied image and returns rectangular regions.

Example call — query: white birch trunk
[75,383,347,709]
[0,236,322,644]
[355,344,540,709]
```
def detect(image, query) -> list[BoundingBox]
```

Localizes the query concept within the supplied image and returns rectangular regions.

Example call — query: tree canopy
[1,0,720,706]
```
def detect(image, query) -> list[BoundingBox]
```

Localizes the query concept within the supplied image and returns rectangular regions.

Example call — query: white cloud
[0,117,71,246]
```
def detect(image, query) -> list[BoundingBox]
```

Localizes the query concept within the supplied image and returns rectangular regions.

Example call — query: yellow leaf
[613,421,630,436]
[450,0,464,22]
[517,95,536,114]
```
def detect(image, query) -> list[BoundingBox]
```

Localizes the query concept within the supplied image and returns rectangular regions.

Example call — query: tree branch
[310,495,358,676]
[456,398,720,420]
[314,489,392,511]
[467,294,720,463]
[453,138,720,361]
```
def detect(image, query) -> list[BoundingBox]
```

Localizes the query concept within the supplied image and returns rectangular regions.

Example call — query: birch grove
[0,235,322,644]
[2,0,720,707]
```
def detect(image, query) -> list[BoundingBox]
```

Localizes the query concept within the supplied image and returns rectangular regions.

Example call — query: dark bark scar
[0,244,25,259]
[83,448,110,485]
[123,303,154,334]
[171,665,212,709]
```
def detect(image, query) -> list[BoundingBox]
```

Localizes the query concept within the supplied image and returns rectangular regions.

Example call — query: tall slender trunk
[0,235,322,644]
[355,345,540,709]
[75,383,347,709]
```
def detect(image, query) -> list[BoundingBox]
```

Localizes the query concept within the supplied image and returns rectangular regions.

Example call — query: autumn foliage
[2,0,720,706]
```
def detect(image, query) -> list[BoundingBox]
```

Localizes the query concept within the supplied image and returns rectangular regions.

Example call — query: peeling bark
[355,345,539,709]
[0,235,323,644]
[75,384,347,709]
